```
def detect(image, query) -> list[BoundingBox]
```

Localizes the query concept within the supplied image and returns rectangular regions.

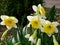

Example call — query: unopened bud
[36,38,41,45]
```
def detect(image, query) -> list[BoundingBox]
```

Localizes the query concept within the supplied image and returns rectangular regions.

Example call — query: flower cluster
[0,4,60,45]
[24,4,59,45]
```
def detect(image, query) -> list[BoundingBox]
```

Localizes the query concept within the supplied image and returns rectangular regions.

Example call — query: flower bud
[29,30,37,43]
[36,38,41,45]
[53,35,59,45]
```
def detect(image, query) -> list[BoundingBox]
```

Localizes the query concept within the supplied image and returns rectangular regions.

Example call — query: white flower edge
[6,24,17,29]
[29,36,36,44]
[1,15,9,20]
[52,22,59,33]
[52,22,59,27]
[0,15,18,29]
[10,17,18,23]
[1,15,18,23]
[25,34,30,39]
[32,5,37,12]
[0,21,5,25]
[27,16,39,21]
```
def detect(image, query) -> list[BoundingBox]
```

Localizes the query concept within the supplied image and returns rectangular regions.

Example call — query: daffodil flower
[0,15,18,29]
[27,16,44,29]
[32,4,46,19]
[41,21,59,37]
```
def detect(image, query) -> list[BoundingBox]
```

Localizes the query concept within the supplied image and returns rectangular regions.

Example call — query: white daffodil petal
[29,37,33,41]
[52,22,59,26]
[23,26,26,32]
[10,17,18,23]
[27,16,38,21]
[32,5,37,12]
[40,26,44,32]
[38,4,41,7]
[13,24,17,28]
[55,28,58,33]
[48,34,52,37]
[40,19,46,25]
[6,26,12,30]
[25,34,30,39]
[0,15,18,29]
[1,15,9,20]
[0,21,5,25]
[27,16,33,21]
[29,37,35,43]
[27,23,31,27]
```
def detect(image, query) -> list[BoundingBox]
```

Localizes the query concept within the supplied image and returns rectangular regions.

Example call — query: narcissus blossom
[0,15,18,29]
[27,16,44,29]
[41,21,59,37]
[32,4,46,19]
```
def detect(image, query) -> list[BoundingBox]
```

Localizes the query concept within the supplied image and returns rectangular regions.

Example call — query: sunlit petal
[55,28,58,33]
[25,34,30,39]
[0,15,18,29]
[13,24,17,28]
[52,22,59,27]
[6,26,12,30]
[27,16,38,21]
[1,15,9,20]
[0,21,5,25]
[48,34,52,37]
[27,23,31,27]
[10,17,18,23]
[38,4,41,7]
[32,5,37,12]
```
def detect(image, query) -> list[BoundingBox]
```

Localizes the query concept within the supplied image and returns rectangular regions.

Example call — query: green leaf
[46,5,56,22]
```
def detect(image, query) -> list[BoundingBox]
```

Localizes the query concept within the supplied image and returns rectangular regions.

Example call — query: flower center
[48,25,52,29]
[4,18,15,26]
[30,18,40,29]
